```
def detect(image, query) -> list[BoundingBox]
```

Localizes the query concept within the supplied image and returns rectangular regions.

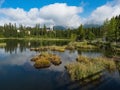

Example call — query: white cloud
[39,3,83,27]
[0,3,83,28]
[0,8,27,20]
[0,1,120,28]
[86,0,120,24]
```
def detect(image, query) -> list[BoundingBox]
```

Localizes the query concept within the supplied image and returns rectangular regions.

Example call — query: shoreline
[0,37,71,41]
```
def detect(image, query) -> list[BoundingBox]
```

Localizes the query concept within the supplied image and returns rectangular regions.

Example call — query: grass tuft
[65,55,116,80]
[31,52,62,69]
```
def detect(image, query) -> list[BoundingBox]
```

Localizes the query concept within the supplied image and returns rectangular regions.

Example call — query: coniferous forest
[0,15,119,42]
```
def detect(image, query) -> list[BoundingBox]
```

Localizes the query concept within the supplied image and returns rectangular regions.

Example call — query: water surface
[0,39,120,90]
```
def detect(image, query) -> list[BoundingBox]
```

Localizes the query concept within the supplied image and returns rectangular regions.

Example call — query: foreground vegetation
[65,55,116,80]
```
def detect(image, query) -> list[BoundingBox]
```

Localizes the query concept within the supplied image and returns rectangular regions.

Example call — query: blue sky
[0,0,120,27]
[1,0,113,17]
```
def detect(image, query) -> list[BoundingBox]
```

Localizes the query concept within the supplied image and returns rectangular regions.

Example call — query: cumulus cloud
[0,3,83,27]
[86,0,120,24]
[0,1,120,28]
[39,3,83,27]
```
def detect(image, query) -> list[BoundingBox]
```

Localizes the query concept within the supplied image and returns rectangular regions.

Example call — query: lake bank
[0,37,71,41]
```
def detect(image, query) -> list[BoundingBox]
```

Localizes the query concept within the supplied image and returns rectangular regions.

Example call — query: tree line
[0,15,120,42]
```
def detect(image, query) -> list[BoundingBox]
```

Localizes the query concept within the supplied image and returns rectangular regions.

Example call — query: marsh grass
[48,45,66,52]
[30,41,98,52]
[30,46,48,51]
[0,43,6,47]
[65,55,116,80]
[91,57,116,71]
[66,45,75,50]
[76,55,90,64]
[31,56,39,62]
[31,52,62,69]
[49,55,62,65]
[65,62,103,80]
[30,45,66,52]
[68,41,98,49]
[34,59,51,69]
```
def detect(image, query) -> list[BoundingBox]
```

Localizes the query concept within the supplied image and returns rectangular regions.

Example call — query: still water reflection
[0,39,120,90]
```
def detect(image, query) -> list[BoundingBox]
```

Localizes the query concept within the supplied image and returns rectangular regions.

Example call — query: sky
[0,0,120,28]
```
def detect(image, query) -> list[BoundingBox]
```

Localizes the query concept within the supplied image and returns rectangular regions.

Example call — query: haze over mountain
[53,26,66,30]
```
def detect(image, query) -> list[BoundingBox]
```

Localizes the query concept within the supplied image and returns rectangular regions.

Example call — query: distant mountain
[83,24,101,28]
[53,26,67,30]
[53,24,101,30]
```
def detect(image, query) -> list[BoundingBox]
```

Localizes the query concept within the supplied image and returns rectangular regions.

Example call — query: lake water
[0,39,120,90]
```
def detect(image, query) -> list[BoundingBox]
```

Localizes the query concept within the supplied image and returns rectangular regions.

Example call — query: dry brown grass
[34,59,51,69]
[49,55,61,65]
[31,52,62,68]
